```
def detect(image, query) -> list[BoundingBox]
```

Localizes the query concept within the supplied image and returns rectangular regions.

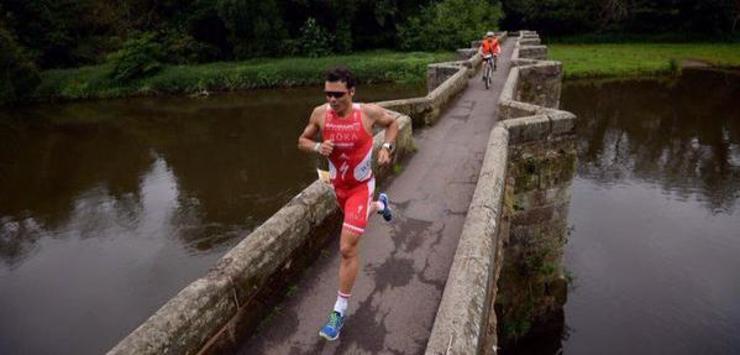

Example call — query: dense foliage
[0,23,40,105]
[399,0,503,51]
[107,32,164,83]
[501,0,740,38]
[1,0,738,104]
[2,0,737,70]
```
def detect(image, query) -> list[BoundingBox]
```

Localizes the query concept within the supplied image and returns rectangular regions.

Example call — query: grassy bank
[549,43,740,79]
[35,51,455,101]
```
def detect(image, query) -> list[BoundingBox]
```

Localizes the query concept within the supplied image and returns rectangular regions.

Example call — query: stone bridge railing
[425,31,577,355]
[107,35,503,355]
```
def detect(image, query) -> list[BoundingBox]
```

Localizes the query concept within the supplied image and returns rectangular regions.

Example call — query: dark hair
[325,66,356,89]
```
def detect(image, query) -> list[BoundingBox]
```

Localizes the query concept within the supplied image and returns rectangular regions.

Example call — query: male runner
[297,66,397,341]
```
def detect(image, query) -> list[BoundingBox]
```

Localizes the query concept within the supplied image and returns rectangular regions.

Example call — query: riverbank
[33,51,454,102]
[550,43,740,79]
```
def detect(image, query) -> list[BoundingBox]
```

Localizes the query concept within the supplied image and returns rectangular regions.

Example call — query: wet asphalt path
[238,38,514,355]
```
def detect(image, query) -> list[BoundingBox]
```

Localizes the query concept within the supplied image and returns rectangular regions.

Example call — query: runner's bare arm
[364,104,398,165]
[298,107,333,156]
[365,104,398,144]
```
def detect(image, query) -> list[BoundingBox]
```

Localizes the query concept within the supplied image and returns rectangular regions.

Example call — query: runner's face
[325,81,354,113]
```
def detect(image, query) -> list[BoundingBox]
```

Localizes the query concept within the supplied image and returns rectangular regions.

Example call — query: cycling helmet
[486,31,495,37]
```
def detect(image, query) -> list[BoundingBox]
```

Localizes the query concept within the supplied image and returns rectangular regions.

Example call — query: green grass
[34,51,455,101]
[549,43,740,79]
[547,33,740,44]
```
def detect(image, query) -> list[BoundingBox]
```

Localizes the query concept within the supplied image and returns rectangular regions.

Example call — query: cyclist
[478,31,501,76]
[298,66,397,341]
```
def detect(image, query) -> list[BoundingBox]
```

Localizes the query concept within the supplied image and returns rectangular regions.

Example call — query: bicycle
[482,54,497,89]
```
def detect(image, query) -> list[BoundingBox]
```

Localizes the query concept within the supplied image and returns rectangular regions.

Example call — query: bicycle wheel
[484,64,491,89]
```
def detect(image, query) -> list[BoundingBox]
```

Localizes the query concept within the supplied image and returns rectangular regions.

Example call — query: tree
[500,0,738,37]
[216,0,287,58]
[734,0,740,33]
[399,0,504,51]
[0,23,41,104]
[294,17,334,57]
[107,32,164,83]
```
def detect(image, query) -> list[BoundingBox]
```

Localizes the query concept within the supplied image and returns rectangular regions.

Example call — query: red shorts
[333,178,375,235]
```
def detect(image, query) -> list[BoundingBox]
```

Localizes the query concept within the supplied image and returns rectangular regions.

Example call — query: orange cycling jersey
[481,38,501,56]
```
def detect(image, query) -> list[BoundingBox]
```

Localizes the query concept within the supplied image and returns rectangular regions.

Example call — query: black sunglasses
[325,91,348,98]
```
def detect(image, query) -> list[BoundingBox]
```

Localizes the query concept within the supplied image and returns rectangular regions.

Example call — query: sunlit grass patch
[550,43,740,79]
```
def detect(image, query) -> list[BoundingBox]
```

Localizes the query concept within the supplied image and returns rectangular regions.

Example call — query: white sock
[375,201,384,212]
[334,291,350,316]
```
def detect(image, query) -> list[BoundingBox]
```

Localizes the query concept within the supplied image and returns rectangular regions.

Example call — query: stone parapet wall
[503,43,562,109]
[425,31,576,355]
[425,126,510,355]
[518,45,548,60]
[457,48,478,60]
[496,31,576,348]
[511,31,547,61]
[519,38,541,46]
[378,64,469,127]
[427,62,467,92]
[497,137,574,346]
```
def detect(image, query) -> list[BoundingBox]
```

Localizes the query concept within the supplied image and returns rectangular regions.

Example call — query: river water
[0,83,424,355]
[559,69,740,354]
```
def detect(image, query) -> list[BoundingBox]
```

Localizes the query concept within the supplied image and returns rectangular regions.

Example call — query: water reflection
[564,69,740,214]
[559,69,740,355]
[0,83,424,355]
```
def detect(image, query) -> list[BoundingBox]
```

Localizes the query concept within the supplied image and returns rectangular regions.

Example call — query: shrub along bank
[550,43,740,79]
[33,51,455,102]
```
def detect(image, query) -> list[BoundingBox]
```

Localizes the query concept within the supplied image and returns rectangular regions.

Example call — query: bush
[295,18,334,58]
[217,0,288,58]
[0,26,41,105]
[107,32,164,83]
[163,30,221,65]
[399,0,503,51]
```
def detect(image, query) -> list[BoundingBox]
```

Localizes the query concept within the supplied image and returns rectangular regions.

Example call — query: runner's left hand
[378,149,391,165]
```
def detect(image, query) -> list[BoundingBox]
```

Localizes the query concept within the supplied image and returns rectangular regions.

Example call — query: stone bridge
[108,31,577,355]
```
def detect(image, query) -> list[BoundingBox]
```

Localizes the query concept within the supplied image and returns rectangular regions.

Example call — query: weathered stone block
[457,48,477,60]
[548,110,576,136]
[498,100,542,121]
[502,115,550,144]
[519,46,547,60]
[427,63,464,92]
[512,204,555,225]
[520,38,541,46]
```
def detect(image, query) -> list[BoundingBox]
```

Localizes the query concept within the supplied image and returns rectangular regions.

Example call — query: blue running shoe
[378,193,392,222]
[319,311,344,341]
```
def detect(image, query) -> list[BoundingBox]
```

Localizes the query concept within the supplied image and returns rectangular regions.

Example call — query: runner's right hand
[319,140,334,156]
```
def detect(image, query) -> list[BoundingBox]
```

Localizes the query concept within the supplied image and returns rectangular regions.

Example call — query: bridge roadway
[238,38,514,355]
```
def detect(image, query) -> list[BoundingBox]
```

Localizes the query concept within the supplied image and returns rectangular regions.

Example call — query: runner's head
[486,31,495,38]
[325,66,356,113]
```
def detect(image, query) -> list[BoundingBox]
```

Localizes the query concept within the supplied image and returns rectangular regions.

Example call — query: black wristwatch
[382,142,394,152]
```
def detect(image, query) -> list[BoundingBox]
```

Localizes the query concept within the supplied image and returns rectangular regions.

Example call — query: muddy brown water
[0,83,424,355]
[506,68,740,354]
